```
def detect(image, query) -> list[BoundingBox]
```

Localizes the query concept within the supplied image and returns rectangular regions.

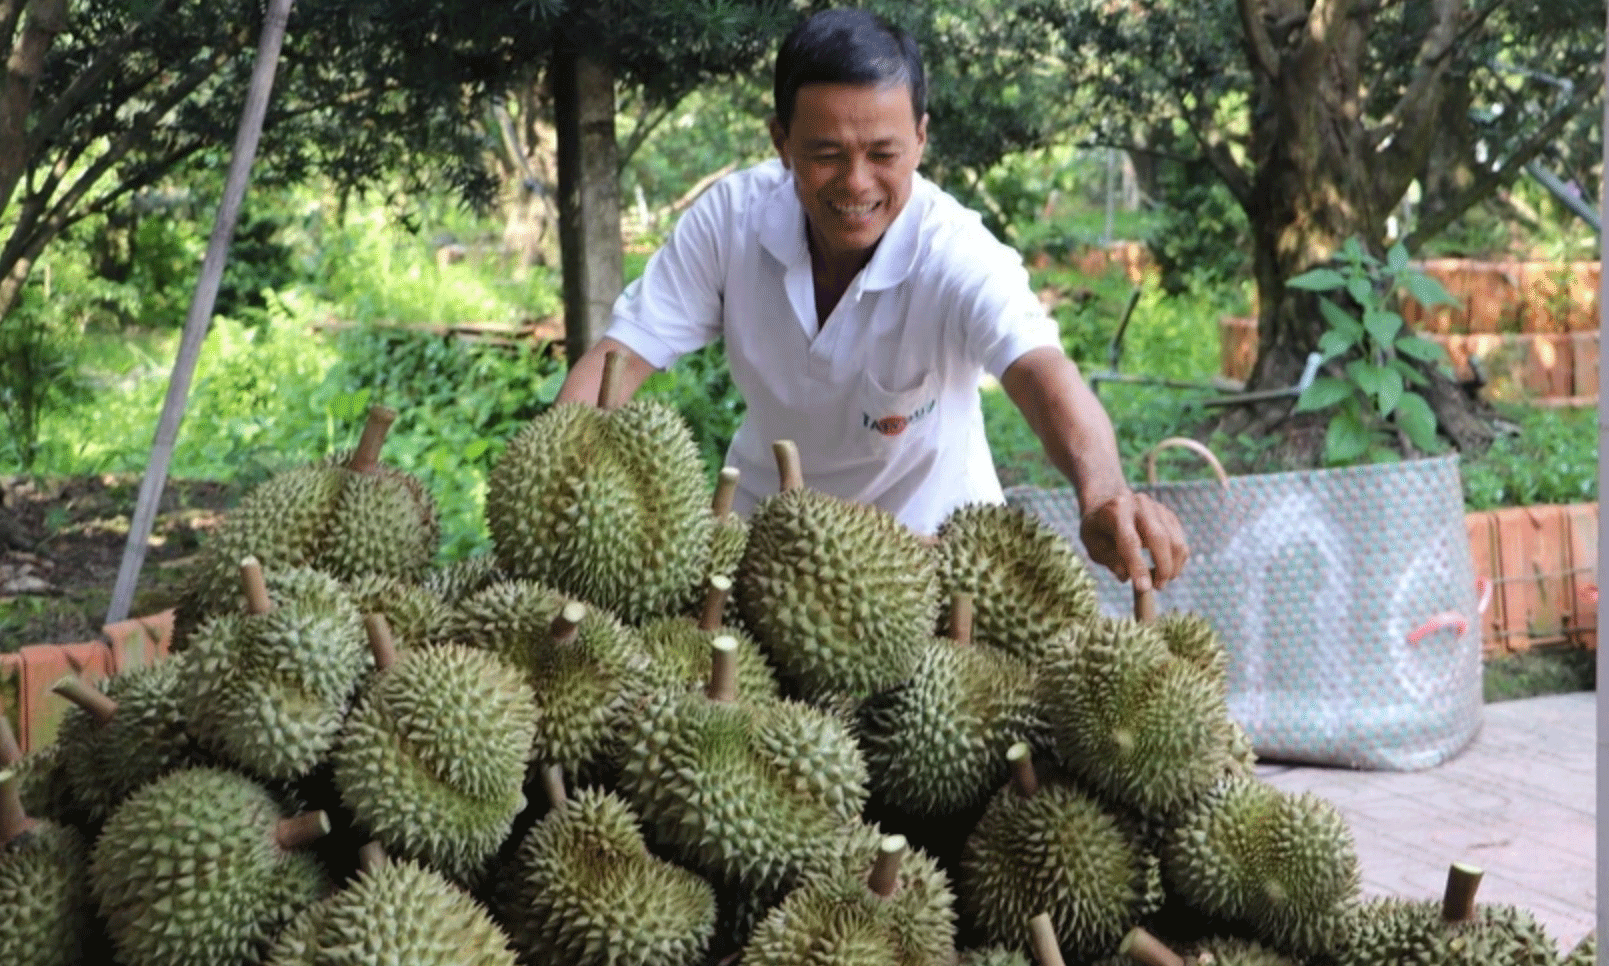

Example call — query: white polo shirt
[605,158,1060,535]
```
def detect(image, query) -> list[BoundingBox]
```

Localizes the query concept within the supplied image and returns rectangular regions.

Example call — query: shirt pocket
[850,368,940,455]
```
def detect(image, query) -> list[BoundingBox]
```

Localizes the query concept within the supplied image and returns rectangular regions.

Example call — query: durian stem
[713,467,740,516]
[550,602,587,645]
[699,575,733,632]
[51,677,118,725]
[364,613,398,672]
[772,440,804,491]
[868,834,907,897]
[348,405,398,473]
[1133,585,1156,622]
[599,351,626,410]
[1442,862,1484,923]
[1027,913,1068,966]
[239,556,272,615]
[1119,926,1186,966]
[948,592,975,644]
[540,763,567,809]
[706,636,739,703]
[0,713,20,767]
[358,840,389,873]
[0,770,37,845]
[276,811,333,850]
[1008,742,1040,799]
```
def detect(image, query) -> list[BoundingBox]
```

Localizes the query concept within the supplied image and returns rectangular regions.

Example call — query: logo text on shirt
[863,398,936,437]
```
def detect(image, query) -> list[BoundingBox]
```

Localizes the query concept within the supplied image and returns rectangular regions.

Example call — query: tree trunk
[552,45,622,368]
[495,81,559,276]
[0,0,68,217]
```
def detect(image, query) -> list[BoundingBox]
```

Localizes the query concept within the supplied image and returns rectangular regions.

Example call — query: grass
[1483,648,1596,703]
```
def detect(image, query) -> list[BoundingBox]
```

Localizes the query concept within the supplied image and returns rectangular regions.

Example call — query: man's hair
[772,9,925,133]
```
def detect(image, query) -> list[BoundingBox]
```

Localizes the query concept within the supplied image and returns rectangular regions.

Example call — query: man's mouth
[829,200,880,217]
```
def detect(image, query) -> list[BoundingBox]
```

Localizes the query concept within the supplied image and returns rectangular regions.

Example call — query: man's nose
[843,154,874,193]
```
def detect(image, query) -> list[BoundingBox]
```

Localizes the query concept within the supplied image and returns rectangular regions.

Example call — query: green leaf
[1318,297,1365,340]
[1318,330,1355,361]
[1387,242,1409,273]
[1404,271,1458,308]
[1394,334,1447,364]
[1368,446,1403,464]
[1364,308,1403,347]
[1290,268,1347,292]
[1396,391,1441,452]
[1389,357,1430,387]
[1297,376,1354,413]
[1375,365,1404,416]
[1347,277,1374,306]
[1324,409,1372,465]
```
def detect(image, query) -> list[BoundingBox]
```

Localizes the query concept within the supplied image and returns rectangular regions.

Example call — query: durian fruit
[180,560,369,780]
[333,615,535,883]
[502,773,718,966]
[1339,862,1557,966]
[934,503,1099,663]
[176,406,439,636]
[485,350,713,624]
[1154,611,1229,688]
[619,635,869,896]
[743,831,956,966]
[1187,936,1307,965]
[91,766,331,966]
[1037,616,1237,821]
[266,843,516,966]
[51,659,195,823]
[0,769,91,966]
[859,593,1044,818]
[708,466,750,581]
[451,582,653,779]
[959,744,1162,960]
[640,575,778,702]
[736,440,939,701]
[424,552,505,605]
[1564,931,1596,966]
[958,947,1032,966]
[1163,775,1359,958]
[0,714,71,824]
[344,573,455,652]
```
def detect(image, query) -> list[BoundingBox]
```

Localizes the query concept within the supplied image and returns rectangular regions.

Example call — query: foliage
[1144,170,1248,295]
[1289,240,1460,466]
[0,287,93,470]
[1462,405,1598,511]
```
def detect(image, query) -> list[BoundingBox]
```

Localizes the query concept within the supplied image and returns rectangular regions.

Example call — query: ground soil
[0,475,235,650]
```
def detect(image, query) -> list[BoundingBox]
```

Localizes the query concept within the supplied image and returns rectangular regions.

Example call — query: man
[557,8,1188,592]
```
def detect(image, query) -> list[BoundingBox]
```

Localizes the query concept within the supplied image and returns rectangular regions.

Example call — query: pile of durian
[0,355,1589,966]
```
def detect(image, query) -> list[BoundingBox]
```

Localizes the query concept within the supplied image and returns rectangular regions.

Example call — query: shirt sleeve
[602,183,729,370]
[946,237,1062,380]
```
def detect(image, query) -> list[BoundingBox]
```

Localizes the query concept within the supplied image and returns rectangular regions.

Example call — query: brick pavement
[1257,692,1596,952]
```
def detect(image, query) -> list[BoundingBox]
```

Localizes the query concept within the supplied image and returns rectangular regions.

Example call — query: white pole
[1596,4,1607,961]
[103,0,297,625]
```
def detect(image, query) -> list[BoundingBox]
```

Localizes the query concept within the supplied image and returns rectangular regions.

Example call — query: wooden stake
[0,770,38,845]
[347,405,398,473]
[772,440,804,492]
[364,613,398,672]
[1119,927,1187,966]
[52,677,118,725]
[275,810,332,850]
[713,467,740,516]
[540,763,568,809]
[1008,742,1040,799]
[240,556,272,615]
[1133,585,1157,622]
[551,601,587,645]
[1027,913,1067,966]
[358,840,389,873]
[1442,862,1484,923]
[706,636,739,703]
[868,834,907,897]
[599,350,626,410]
[948,592,975,644]
[699,575,733,632]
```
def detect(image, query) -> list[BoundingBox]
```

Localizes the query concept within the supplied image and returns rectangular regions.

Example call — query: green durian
[640,575,777,702]
[1340,864,1556,966]
[423,552,506,605]
[1164,776,1359,958]
[5,738,73,825]
[957,947,1031,966]
[503,785,717,966]
[53,658,195,823]
[959,745,1162,960]
[619,638,868,895]
[333,642,535,883]
[91,767,330,966]
[317,459,440,583]
[343,573,454,651]
[735,441,939,701]
[1564,931,1596,966]
[267,854,516,966]
[934,502,1099,662]
[485,386,714,625]
[180,564,368,780]
[744,830,956,966]
[1187,936,1304,965]
[1155,611,1229,688]
[0,772,91,966]
[1038,616,1237,820]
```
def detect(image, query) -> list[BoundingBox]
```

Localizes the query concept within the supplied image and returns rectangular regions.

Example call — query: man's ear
[914,112,929,159]
[768,116,790,169]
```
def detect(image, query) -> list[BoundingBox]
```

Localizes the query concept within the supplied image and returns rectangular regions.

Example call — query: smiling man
[557,8,1188,592]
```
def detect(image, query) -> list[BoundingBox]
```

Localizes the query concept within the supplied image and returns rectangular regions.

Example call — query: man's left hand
[1079,490,1189,593]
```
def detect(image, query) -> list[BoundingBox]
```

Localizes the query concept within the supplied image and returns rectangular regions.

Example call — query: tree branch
[1237,0,1281,78]
[1298,0,1357,80]
[1369,0,1465,204]
[1174,98,1254,207]
[1,2,25,56]
[0,0,68,214]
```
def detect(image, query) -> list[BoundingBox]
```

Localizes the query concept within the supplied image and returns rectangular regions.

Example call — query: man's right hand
[555,337,658,407]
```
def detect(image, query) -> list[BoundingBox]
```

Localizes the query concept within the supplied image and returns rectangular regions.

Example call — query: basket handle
[1406,579,1491,647]
[1143,437,1229,488]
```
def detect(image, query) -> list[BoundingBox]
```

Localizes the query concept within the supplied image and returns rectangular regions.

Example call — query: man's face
[769,82,928,269]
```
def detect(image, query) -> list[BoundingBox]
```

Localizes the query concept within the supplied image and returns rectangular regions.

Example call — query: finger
[1111,512,1152,594]
[1136,503,1184,587]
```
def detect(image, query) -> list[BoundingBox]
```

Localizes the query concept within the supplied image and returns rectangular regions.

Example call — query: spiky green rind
[1186,937,1304,965]
[745,823,955,966]
[1340,896,1558,966]
[267,858,516,966]
[91,767,329,966]
[710,514,749,579]
[637,616,778,702]
[1165,777,1359,958]
[504,788,717,966]
[344,573,454,651]
[1155,612,1229,687]
[960,780,1161,959]
[57,658,195,822]
[736,488,939,700]
[487,400,713,624]
[859,640,1043,817]
[1564,932,1596,966]
[424,553,505,605]
[181,569,368,780]
[334,644,534,882]
[320,462,440,584]
[619,691,868,895]
[1038,618,1236,820]
[12,743,74,824]
[0,822,90,966]
[957,947,1031,966]
[934,503,1099,663]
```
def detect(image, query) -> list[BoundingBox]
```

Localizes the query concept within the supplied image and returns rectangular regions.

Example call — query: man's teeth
[832,201,877,215]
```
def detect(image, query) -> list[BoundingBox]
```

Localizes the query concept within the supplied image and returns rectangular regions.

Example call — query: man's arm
[1000,345,1188,591]
[555,337,659,407]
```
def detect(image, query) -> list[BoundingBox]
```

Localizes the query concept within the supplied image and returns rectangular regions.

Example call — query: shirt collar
[759,164,927,294]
